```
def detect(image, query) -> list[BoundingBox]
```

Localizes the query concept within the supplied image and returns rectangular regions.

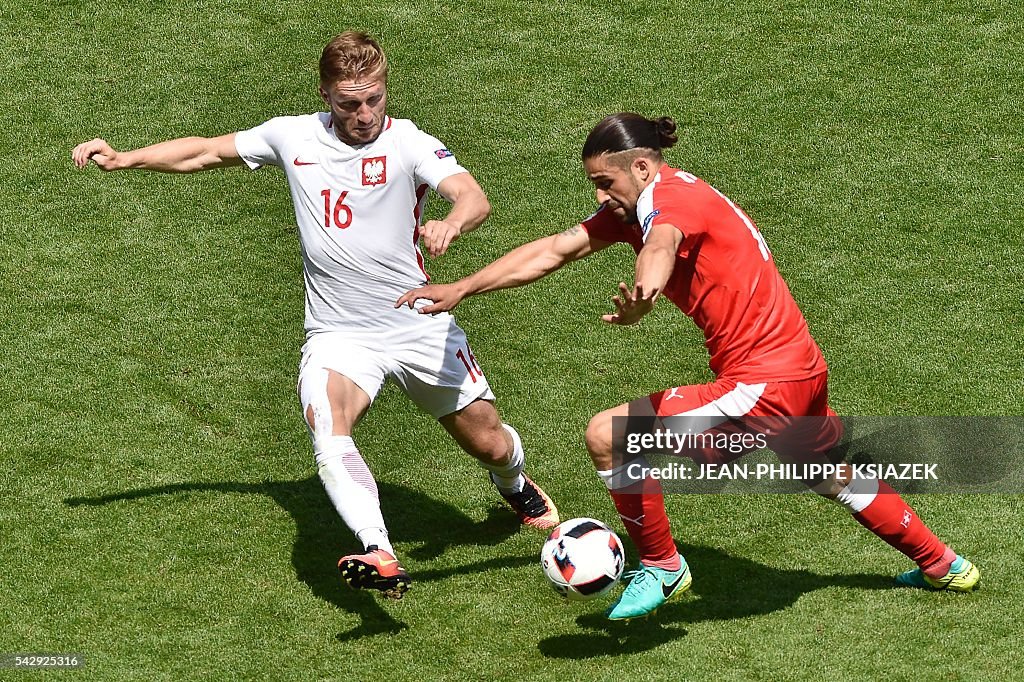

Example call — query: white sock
[811,475,879,513]
[834,476,879,513]
[315,435,395,555]
[479,423,526,494]
[356,528,392,553]
[596,458,649,491]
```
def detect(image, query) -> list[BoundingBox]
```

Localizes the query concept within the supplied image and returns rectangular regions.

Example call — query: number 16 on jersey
[321,189,352,229]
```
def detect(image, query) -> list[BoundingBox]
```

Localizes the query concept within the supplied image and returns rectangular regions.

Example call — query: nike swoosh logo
[293,157,318,166]
[662,568,688,598]
[377,558,399,569]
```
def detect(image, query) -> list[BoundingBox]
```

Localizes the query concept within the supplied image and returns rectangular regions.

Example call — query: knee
[303,400,356,437]
[466,425,511,466]
[585,412,613,469]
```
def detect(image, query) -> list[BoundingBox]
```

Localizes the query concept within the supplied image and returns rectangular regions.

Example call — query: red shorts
[647,373,842,464]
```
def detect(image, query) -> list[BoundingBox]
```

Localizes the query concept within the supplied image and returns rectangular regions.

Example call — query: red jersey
[581,164,826,382]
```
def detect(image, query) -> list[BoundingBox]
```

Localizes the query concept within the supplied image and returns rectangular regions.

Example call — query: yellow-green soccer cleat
[896,555,980,592]
[606,557,691,621]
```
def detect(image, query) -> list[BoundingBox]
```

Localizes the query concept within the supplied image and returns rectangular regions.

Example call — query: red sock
[852,481,953,577]
[608,478,678,566]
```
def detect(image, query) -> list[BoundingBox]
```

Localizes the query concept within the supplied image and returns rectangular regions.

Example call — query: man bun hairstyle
[319,31,388,86]
[582,112,678,160]
[653,116,678,148]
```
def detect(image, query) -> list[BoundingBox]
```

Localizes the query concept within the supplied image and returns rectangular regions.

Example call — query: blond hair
[319,31,388,85]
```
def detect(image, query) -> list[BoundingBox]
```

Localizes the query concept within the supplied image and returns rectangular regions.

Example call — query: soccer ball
[540,517,625,600]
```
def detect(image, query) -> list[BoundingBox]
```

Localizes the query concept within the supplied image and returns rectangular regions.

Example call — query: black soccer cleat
[493,474,560,530]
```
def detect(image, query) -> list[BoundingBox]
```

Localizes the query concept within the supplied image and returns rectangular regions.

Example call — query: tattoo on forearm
[561,225,582,237]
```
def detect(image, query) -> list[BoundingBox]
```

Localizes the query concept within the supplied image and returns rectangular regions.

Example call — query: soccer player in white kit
[72,31,558,600]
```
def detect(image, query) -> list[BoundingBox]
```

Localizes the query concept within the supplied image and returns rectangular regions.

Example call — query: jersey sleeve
[636,172,708,245]
[403,127,469,189]
[580,204,629,243]
[234,117,289,170]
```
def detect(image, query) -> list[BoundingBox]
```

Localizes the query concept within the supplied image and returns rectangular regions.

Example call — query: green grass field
[3,0,1023,679]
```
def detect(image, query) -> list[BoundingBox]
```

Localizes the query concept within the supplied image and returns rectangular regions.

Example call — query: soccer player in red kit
[398,112,980,619]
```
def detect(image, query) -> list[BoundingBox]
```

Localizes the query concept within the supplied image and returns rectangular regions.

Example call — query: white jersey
[234,113,467,337]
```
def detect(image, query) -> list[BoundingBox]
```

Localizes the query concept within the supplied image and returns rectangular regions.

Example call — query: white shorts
[297,314,495,422]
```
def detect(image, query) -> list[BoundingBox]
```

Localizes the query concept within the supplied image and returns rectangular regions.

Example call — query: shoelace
[506,483,547,515]
[621,567,656,593]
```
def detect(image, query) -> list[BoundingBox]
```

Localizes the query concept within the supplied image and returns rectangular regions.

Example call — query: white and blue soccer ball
[540,517,625,600]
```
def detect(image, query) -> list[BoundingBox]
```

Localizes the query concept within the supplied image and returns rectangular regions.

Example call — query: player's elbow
[175,158,206,173]
[476,193,492,222]
[456,189,490,233]
[462,181,490,218]
[191,137,239,172]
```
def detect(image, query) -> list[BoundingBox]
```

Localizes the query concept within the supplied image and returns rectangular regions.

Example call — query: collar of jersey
[315,113,392,159]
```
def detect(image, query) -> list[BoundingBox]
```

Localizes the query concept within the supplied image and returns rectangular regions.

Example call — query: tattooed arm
[397,224,612,314]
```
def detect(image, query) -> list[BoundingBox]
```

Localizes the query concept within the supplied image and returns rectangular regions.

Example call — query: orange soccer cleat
[494,474,560,530]
[338,546,411,600]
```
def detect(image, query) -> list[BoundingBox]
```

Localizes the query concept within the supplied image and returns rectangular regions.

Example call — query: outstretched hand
[601,282,658,325]
[72,138,121,171]
[395,282,467,315]
[419,219,461,258]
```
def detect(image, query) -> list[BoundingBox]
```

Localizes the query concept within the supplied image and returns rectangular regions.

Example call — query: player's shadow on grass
[65,476,528,641]
[537,543,894,659]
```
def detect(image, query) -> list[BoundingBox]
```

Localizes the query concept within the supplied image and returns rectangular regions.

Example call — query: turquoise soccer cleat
[606,556,692,620]
[896,555,980,592]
